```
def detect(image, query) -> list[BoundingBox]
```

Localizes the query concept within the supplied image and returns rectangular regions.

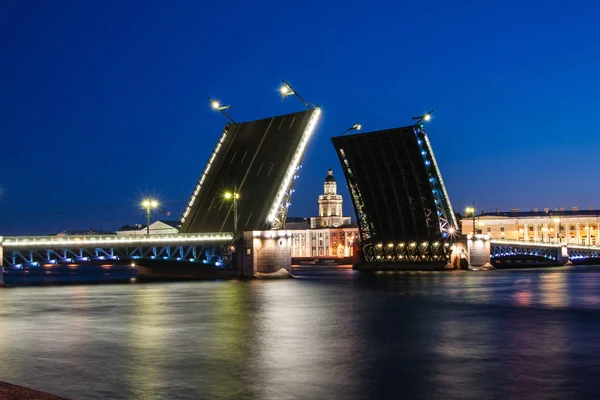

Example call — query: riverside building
[460,208,600,245]
[289,168,358,258]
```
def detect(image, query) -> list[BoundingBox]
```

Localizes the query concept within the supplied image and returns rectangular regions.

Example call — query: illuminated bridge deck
[1,233,234,268]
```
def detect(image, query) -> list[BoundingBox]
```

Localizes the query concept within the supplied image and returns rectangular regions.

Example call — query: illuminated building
[460,208,600,245]
[310,167,351,228]
[288,168,358,258]
[116,220,179,236]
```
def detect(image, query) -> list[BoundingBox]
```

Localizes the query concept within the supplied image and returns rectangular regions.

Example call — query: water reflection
[0,267,599,399]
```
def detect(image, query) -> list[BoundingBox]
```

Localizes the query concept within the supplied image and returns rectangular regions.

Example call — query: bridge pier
[241,231,292,278]
[467,233,492,268]
[558,245,569,264]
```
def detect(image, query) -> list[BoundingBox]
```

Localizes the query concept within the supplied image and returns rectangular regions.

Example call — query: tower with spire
[310,167,351,228]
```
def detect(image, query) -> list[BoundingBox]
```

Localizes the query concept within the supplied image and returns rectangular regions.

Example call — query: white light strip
[490,239,562,248]
[565,244,600,251]
[267,108,322,223]
[1,233,233,247]
[180,127,229,224]
[422,132,458,229]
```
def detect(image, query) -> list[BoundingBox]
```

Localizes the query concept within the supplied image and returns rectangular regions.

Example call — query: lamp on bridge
[141,195,159,235]
[224,186,240,233]
[279,79,312,109]
[465,203,476,235]
[412,110,434,126]
[340,123,362,136]
[208,97,236,124]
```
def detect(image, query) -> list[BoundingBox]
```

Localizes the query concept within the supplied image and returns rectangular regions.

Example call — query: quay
[0,380,68,400]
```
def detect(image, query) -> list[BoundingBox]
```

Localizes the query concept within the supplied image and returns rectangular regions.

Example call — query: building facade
[460,208,600,245]
[116,220,179,236]
[289,168,358,258]
[290,227,358,258]
[310,167,351,228]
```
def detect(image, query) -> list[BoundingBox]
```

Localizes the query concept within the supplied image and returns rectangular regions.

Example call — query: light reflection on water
[0,266,600,399]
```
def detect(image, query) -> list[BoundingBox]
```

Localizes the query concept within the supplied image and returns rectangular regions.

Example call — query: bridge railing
[0,232,234,248]
[489,238,562,248]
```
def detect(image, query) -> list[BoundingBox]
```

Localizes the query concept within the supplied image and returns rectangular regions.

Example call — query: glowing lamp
[280,85,291,95]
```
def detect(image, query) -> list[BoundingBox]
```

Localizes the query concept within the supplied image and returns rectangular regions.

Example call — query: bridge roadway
[0,232,234,268]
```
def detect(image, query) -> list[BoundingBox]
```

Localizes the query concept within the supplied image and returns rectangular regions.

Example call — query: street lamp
[279,79,312,109]
[224,185,240,233]
[141,194,159,235]
[208,97,236,124]
[465,203,476,235]
[412,110,434,126]
[340,123,362,136]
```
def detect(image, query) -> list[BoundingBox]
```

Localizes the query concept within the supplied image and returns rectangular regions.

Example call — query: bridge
[489,238,600,265]
[1,85,323,281]
[0,232,233,267]
[331,121,458,268]
[3,85,599,277]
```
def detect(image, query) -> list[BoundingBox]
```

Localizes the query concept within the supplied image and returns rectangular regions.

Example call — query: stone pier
[467,233,492,268]
[238,230,293,278]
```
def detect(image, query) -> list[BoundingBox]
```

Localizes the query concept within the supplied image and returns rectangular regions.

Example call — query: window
[500,227,505,232]
[529,226,534,232]
[487,227,491,233]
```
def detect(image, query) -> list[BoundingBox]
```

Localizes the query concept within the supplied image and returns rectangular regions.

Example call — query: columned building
[460,208,600,245]
[289,168,358,258]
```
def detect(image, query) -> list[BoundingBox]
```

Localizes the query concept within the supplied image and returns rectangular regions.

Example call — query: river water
[1,266,600,399]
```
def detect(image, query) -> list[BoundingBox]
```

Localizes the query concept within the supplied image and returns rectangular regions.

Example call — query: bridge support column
[467,233,492,268]
[242,231,292,278]
[557,245,569,265]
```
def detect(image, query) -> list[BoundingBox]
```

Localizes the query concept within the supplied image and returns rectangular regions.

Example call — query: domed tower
[324,167,337,195]
[311,167,351,228]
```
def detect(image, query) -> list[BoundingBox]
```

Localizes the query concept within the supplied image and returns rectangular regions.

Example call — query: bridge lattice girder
[332,125,457,264]
[490,243,559,261]
[1,234,232,268]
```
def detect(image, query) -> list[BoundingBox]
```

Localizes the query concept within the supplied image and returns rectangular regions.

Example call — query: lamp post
[208,97,236,124]
[279,79,312,109]
[141,194,159,235]
[224,186,241,276]
[465,203,476,235]
[340,123,362,136]
[412,110,434,126]
[224,185,240,233]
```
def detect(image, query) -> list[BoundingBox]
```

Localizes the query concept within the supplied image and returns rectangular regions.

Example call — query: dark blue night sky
[2,0,600,235]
